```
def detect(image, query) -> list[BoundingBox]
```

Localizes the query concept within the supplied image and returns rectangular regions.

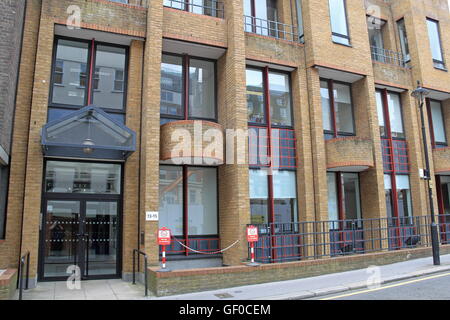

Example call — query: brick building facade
[0,0,449,294]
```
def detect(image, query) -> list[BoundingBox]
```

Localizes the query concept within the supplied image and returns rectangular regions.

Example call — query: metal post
[413,82,440,265]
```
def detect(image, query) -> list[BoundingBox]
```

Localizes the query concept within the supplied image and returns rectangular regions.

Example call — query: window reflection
[51,39,89,106]
[45,161,121,194]
[92,45,127,110]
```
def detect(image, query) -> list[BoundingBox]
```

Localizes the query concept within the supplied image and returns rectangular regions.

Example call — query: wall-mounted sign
[146,211,159,221]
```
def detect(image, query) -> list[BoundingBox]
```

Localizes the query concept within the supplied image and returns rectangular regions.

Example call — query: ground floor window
[384,174,413,221]
[249,169,298,225]
[327,172,362,222]
[159,165,218,255]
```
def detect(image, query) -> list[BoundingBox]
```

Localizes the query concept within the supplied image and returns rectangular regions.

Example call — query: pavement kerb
[254,265,450,300]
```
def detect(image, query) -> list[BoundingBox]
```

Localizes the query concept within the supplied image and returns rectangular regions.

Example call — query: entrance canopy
[41,105,136,160]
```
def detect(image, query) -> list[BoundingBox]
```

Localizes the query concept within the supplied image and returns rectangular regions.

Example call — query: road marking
[320,271,450,300]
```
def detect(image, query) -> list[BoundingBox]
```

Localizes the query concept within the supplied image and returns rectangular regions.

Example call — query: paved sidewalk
[20,279,149,300]
[154,254,450,300]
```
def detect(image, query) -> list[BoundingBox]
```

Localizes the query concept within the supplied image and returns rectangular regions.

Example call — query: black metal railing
[244,15,301,43]
[371,46,409,68]
[17,251,30,300]
[248,215,440,264]
[132,249,148,296]
[107,0,149,7]
[164,0,224,18]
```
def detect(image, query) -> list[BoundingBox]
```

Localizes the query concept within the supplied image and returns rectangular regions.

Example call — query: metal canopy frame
[41,105,136,161]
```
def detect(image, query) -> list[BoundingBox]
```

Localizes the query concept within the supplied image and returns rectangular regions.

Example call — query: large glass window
[269,72,292,126]
[160,54,216,122]
[247,67,292,127]
[187,167,217,235]
[50,38,128,116]
[273,170,297,224]
[159,166,183,235]
[247,69,265,124]
[384,174,413,220]
[321,79,355,138]
[327,172,361,222]
[249,169,269,224]
[329,0,350,45]
[387,92,404,139]
[428,99,447,146]
[377,90,405,139]
[426,18,445,70]
[249,169,297,225]
[48,37,127,122]
[159,165,218,237]
[397,18,410,62]
[92,45,127,110]
[51,39,89,106]
[45,161,121,194]
[189,59,216,119]
[160,54,183,118]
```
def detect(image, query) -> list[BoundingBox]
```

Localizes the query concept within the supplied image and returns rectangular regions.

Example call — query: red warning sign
[158,227,171,246]
[246,225,259,242]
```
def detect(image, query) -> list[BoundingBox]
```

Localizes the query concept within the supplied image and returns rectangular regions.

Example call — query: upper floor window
[397,18,410,63]
[329,0,350,45]
[244,0,278,37]
[50,37,128,112]
[427,99,447,147]
[376,90,405,139]
[246,67,292,127]
[426,18,446,70]
[160,53,216,123]
[321,79,355,139]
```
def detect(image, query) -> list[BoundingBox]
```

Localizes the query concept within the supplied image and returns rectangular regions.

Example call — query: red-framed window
[320,78,355,140]
[246,66,298,226]
[49,36,129,122]
[160,53,217,124]
[158,165,220,256]
[376,89,413,224]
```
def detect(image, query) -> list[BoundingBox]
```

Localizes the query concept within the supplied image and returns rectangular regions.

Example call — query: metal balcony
[244,15,302,43]
[371,46,409,68]
[163,0,224,18]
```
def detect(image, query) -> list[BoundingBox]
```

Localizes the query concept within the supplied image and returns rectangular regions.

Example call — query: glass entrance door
[41,199,120,280]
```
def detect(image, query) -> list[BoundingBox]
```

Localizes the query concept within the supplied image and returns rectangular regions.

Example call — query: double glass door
[41,199,120,280]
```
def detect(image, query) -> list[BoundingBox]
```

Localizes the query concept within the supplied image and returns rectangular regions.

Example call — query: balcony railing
[108,0,149,7]
[247,214,444,264]
[244,15,301,43]
[371,46,409,68]
[164,0,224,18]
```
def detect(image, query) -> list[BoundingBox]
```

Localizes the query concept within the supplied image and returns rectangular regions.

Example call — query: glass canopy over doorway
[41,105,136,161]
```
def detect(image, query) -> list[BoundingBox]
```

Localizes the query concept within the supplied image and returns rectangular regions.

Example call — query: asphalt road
[312,271,450,300]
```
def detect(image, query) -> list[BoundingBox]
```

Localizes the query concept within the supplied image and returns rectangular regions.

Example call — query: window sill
[434,66,448,72]
[332,40,352,48]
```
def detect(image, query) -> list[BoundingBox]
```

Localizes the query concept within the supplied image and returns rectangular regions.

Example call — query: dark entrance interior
[39,160,122,281]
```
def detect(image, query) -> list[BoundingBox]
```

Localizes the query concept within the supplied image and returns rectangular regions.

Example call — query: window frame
[158,164,220,255]
[320,78,356,138]
[376,89,406,141]
[328,0,351,46]
[48,35,130,115]
[249,167,299,225]
[426,17,446,71]
[426,98,448,147]
[160,52,218,123]
[396,18,411,63]
[246,65,295,130]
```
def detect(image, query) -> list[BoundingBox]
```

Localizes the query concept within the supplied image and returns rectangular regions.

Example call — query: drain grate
[214,292,234,299]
